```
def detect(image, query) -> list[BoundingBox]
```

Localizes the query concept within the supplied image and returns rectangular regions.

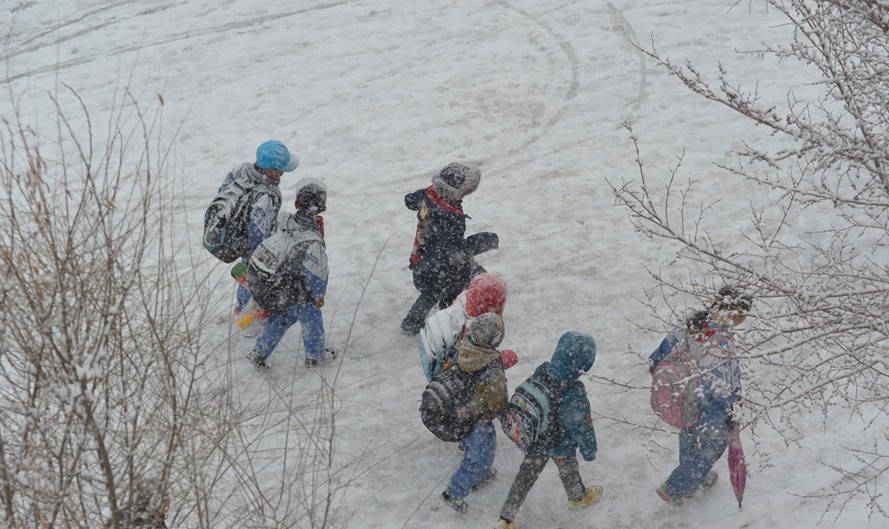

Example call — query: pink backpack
[650,341,703,429]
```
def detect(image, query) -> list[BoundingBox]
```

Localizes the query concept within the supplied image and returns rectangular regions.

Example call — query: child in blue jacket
[495,332,604,529]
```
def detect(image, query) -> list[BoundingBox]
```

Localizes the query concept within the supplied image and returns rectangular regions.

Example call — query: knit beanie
[469,313,505,348]
[465,273,507,317]
[294,177,327,216]
[712,285,753,313]
[432,162,481,201]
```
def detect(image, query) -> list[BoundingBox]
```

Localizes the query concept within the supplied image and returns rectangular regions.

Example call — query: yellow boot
[494,516,517,529]
[569,484,603,509]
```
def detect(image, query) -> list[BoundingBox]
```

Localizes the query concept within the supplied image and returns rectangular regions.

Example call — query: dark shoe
[441,489,468,514]
[400,320,421,335]
[305,348,338,368]
[247,351,270,371]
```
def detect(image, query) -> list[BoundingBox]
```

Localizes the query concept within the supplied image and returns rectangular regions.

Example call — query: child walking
[418,273,508,381]
[441,313,515,514]
[401,162,489,334]
[650,285,752,505]
[245,178,333,369]
[495,332,603,529]
[217,140,299,315]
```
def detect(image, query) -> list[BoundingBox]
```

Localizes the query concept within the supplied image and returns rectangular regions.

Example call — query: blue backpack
[503,364,578,454]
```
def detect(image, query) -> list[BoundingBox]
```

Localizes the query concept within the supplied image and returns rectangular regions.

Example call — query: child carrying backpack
[400,162,498,334]
[245,178,333,370]
[203,140,299,316]
[649,286,752,506]
[418,273,508,381]
[421,314,516,514]
[495,332,603,529]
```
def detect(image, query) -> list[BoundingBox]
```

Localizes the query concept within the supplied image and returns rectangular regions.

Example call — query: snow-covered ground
[3,1,882,527]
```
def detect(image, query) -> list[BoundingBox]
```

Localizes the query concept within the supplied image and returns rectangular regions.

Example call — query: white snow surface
[3,1,882,528]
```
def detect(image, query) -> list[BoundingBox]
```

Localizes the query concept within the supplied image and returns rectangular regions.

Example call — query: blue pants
[664,402,732,497]
[254,302,325,360]
[448,422,496,499]
[236,284,251,312]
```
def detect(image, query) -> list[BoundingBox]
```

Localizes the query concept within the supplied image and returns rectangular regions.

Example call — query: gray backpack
[203,175,278,263]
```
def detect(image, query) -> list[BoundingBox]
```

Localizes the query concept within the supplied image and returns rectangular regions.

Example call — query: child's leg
[663,409,731,497]
[253,305,300,358]
[499,454,548,522]
[401,292,438,333]
[447,422,496,499]
[554,456,586,502]
[235,283,251,313]
[296,303,325,360]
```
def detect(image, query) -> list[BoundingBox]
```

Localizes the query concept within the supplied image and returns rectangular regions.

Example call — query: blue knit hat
[256,140,299,172]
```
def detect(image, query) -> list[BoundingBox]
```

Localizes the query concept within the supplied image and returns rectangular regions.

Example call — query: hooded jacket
[456,339,508,423]
[650,318,741,411]
[405,186,470,295]
[418,274,508,381]
[219,162,283,256]
[247,211,327,313]
[542,332,598,461]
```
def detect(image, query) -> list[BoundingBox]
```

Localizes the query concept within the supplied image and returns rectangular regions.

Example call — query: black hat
[712,285,752,312]
[294,177,327,214]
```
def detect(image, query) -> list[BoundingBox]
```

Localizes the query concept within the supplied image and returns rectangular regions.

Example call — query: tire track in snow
[486,0,580,161]
[481,3,649,180]
[1,1,356,85]
[608,2,647,125]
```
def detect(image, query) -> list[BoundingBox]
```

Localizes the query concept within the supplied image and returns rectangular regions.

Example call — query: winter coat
[219,162,283,256]
[456,339,509,422]
[650,321,741,410]
[247,212,328,313]
[405,186,472,296]
[419,293,471,380]
[542,332,598,461]
[418,274,508,381]
[691,320,742,408]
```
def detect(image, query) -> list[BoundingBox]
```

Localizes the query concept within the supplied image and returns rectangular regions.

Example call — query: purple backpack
[650,341,703,429]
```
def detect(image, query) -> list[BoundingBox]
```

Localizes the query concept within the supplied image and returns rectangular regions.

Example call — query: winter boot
[684,471,719,499]
[400,320,422,335]
[656,483,683,506]
[441,489,468,514]
[703,471,718,488]
[569,484,603,509]
[493,516,517,529]
[247,351,270,371]
[305,347,338,367]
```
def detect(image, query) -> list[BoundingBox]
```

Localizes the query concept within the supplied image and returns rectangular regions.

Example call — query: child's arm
[648,331,679,371]
[302,241,328,304]
[559,386,598,462]
[404,189,426,211]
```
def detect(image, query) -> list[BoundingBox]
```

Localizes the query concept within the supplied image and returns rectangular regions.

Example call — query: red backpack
[650,339,703,429]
